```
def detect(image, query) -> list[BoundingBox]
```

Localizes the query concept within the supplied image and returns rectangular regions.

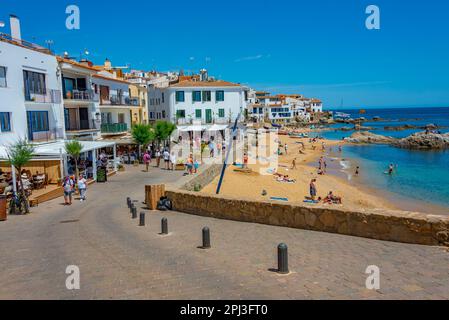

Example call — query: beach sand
[201,134,398,212]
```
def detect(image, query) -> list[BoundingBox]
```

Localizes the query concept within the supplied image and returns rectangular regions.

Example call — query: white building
[148,78,247,128]
[58,57,101,141]
[92,73,133,137]
[0,15,65,146]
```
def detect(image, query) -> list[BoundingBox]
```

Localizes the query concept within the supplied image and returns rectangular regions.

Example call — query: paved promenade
[0,165,448,299]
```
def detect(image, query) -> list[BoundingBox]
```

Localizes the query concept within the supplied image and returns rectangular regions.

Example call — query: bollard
[127,197,131,208]
[277,243,289,274]
[201,227,211,249]
[139,212,146,227]
[132,206,137,219]
[161,218,168,235]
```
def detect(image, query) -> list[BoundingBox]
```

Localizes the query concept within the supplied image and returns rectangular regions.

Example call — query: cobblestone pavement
[0,165,448,300]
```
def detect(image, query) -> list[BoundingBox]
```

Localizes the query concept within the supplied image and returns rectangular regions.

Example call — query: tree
[154,121,176,148]
[64,140,83,182]
[6,139,35,214]
[131,124,155,158]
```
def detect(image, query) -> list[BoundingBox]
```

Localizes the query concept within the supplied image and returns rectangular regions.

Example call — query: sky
[1,0,449,109]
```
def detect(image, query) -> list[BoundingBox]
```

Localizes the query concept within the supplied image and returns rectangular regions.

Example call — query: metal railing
[0,33,52,54]
[25,89,62,104]
[64,89,96,101]
[101,123,128,133]
[29,127,65,143]
[66,119,100,132]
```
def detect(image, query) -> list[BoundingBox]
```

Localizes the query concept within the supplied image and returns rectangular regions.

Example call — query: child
[78,175,87,202]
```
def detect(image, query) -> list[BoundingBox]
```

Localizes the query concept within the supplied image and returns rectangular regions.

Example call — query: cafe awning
[207,124,229,131]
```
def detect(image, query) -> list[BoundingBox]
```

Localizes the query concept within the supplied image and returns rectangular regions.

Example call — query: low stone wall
[181,164,222,191]
[165,189,449,246]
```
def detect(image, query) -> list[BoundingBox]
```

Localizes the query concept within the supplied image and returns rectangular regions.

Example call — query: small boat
[271,123,282,129]
[335,112,351,119]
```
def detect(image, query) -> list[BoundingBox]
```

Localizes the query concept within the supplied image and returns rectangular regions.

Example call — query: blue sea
[312,107,449,213]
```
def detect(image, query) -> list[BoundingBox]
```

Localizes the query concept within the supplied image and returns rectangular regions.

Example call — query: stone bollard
[139,212,146,227]
[132,206,137,219]
[127,197,131,208]
[277,243,289,274]
[161,218,168,235]
[201,227,211,249]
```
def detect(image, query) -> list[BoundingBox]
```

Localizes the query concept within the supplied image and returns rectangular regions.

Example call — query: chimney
[200,69,208,81]
[10,15,21,41]
[104,58,112,70]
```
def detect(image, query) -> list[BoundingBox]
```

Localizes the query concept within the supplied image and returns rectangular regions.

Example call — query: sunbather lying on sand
[323,191,342,204]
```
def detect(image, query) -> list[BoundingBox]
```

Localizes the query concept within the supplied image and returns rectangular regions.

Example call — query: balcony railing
[105,96,141,106]
[0,32,52,54]
[64,89,96,101]
[101,123,128,134]
[29,127,65,143]
[66,119,100,132]
[25,89,62,104]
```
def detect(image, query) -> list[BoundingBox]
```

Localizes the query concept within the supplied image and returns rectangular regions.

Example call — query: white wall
[0,40,64,146]
[148,86,245,124]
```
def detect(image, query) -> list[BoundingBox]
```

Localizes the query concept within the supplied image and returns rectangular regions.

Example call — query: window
[162,110,166,118]
[192,91,202,102]
[23,70,47,96]
[175,91,185,102]
[176,110,186,118]
[218,109,225,118]
[27,111,49,132]
[216,90,224,102]
[202,91,211,102]
[0,67,7,88]
[195,109,202,119]
[162,93,165,103]
[0,112,11,132]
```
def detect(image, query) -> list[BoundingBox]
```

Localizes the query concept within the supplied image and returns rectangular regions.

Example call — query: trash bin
[0,195,7,221]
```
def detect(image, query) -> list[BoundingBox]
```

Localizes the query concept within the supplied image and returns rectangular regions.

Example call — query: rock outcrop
[393,131,449,150]
[344,131,396,144]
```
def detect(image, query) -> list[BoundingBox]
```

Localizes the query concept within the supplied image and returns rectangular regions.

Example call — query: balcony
[64,89,97,102]
[28,127,65,143]
[25,89,62,104]
[101,123,128,135]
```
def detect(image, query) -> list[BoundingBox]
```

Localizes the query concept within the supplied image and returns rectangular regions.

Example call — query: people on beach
[63,176,75,205]
[323,191,342,204]
[186,154,194,174]
[284,143,288,155]
[310,179,317,201]
[243,153,249,169]
[355,166,360,176]
[155,149,161,168]
[291,158,297,170]
[78,175,87,202]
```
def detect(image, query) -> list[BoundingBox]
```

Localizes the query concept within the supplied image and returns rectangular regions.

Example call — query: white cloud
[234,54,265,63]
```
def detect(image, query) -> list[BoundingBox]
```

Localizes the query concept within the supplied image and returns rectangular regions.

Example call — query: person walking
[163,149,170,170]
[78,175,87,202]
[155,149,161,168]
[143,151,151,172]
[63,176,75,206]
[170,151,177,171]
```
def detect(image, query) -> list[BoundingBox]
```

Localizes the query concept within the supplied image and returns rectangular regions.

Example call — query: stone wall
[181,164,223,191]
[165,189,449,246]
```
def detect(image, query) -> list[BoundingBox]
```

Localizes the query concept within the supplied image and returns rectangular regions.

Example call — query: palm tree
[64,140,83,182]
[131,124,155,159]
[6,139,35,214]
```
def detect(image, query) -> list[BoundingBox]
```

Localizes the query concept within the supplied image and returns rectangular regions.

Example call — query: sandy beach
[202,134,399,212]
